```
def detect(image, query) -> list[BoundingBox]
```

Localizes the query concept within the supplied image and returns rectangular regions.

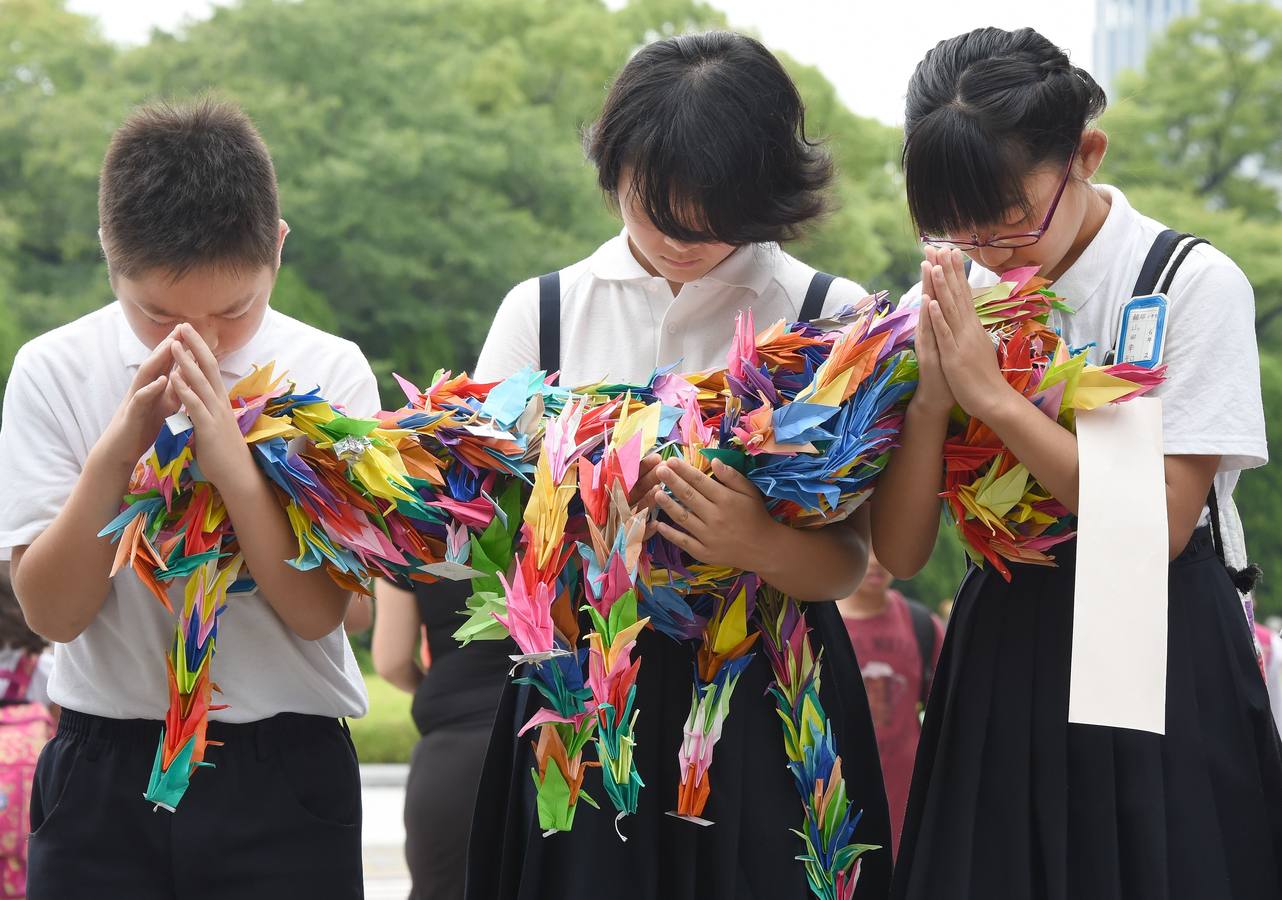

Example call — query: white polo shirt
[474,231,868,385]
[0,302,379,722]
[901,185,1267,552]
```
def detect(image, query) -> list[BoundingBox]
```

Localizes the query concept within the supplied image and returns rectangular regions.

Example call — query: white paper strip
[1070,397,1168,734]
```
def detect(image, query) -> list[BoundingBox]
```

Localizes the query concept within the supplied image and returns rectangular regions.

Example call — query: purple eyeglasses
[920,147,1077,251]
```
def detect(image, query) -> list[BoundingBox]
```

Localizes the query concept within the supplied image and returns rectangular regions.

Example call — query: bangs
[620,111,757,246]
[588,32,831,247]
[902,106,1034,238]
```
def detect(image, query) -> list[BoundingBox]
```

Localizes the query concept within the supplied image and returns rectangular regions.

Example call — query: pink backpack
[0,654,53,899]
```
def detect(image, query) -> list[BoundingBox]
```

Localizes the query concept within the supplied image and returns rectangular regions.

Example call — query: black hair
[0,567,45,656]
[99,98,280,279]
[902,27,1106,236]
[585,31,832,246]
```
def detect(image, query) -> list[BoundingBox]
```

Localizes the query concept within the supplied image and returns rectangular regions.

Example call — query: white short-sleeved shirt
[474,231,868,385]
[0,302,380,722]
[901,185,1267,542]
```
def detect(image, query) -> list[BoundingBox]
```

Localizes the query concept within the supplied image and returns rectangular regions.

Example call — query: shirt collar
[589,229,778,296]
[588,230,654,281]
[114,301,279,381]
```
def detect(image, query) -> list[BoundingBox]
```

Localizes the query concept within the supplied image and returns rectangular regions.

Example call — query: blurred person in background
[372,579,510,900]
[838,551,943,857]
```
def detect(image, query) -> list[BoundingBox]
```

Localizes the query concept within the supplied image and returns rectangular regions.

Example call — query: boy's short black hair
[902,27,1107,237]
[585,31,832,246]
[99,98,280,279]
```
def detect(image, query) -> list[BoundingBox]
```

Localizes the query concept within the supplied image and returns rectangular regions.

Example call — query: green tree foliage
[0,0,911,401]
[1101,0,1282,334]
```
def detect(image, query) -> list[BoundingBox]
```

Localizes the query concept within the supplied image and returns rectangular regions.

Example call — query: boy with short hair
[0,99,373,899]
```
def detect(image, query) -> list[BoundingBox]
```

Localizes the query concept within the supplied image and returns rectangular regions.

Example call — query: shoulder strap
[537,272,561,386]
[905,600,937,704]
[1134,231,1258,594]
[1133,229,1197,297]
[1209,484,1263,595]
[800,271,836,322]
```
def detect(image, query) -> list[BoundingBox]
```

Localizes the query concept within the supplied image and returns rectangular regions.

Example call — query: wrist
[907,395,953,429]
[974,382,1025,430]
[748,517,794,582]
[207,446,265,504]
[88,428,145,477]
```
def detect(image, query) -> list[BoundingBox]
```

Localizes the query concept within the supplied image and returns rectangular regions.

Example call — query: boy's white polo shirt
[0,302,379,722]
[475,232,868,385]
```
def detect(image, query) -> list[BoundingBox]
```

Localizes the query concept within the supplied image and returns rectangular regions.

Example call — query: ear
[1077,129,1109,180]
[275,219,290,268]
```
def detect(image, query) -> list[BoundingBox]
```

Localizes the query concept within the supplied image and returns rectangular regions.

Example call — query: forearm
[982,388,1080,515]
[219,463,352,640]
[871,400,950,579]
[372,580,425,695]
[12,445,138,642]
[983,390,1211,560]
[378,658,423,694]
[756,508,869,602]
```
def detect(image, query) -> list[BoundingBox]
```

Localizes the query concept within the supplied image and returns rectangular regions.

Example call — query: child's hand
[629,453,664,510]
[924,249,1015,422]
[651,457,783,571]
[911,249,957,418]
[169,324,256,493]
[98,329,182,467]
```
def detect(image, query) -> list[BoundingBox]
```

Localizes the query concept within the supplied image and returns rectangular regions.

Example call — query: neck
[839,587,891,619]
[1047,183,1111,281]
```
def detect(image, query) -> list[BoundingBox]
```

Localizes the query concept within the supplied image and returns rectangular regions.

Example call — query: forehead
[117,265,272,317]
[978,163,1069,230]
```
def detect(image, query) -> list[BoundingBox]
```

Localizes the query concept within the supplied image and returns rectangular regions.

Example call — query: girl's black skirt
[891,527,1282,900]
[465,600,893,900]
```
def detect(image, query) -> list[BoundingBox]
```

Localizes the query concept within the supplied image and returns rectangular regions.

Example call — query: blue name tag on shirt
[1114,294,1168,369]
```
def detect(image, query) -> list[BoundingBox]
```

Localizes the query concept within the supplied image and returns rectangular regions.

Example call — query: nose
[187,321,220,356]
[662,234,696,254]
[971,245,1014,270]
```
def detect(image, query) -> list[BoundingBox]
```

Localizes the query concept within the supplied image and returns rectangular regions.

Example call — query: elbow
[878,549,927,582]
[28,617,85,645]
[868,533,930,582]
[373,657,417,694]
[293,618,344,642]
[10,571,87,644]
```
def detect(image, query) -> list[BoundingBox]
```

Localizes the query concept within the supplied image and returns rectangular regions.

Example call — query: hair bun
[1038,56,1070,76]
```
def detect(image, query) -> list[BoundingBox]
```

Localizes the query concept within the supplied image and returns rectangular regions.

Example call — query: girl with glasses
[873,26,1282,900]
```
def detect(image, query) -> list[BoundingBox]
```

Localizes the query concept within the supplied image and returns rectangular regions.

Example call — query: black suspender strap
[1159,237,1209,295]
[1131,229,1188,297]
[1209,486,1263,594]
[1130,231,1260,593]
[800,271,836,322]
[537,271,561,385]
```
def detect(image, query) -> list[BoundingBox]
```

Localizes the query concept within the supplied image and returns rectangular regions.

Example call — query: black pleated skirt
[465,600,893,900]
[891,527,1282,900]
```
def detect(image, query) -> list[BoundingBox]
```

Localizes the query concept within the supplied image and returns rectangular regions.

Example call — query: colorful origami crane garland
[938,266,1166,579]
[757,586,878,900]
[100,296,916,897]
[449,297,917,899]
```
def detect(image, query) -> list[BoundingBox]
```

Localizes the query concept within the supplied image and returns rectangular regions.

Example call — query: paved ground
[362,765,411,899]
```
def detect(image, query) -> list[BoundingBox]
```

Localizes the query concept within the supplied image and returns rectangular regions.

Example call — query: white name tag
[1115,294,1168,368]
